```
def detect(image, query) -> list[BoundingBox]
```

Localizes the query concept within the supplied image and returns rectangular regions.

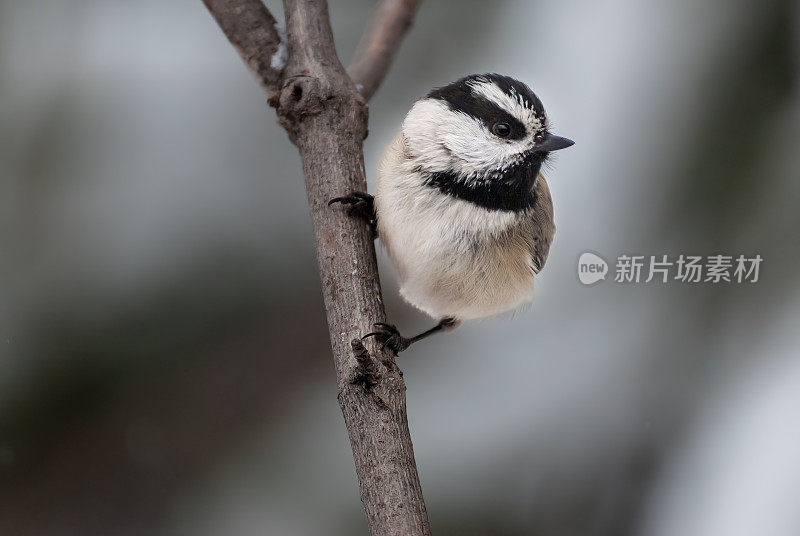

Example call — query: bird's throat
[419,156,541,212]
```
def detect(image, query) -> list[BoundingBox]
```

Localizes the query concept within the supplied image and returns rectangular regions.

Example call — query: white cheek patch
[402,99,454,169]
[402,99,529,176]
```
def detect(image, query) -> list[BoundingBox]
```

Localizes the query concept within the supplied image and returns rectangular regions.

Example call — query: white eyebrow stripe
[468,79,544,131]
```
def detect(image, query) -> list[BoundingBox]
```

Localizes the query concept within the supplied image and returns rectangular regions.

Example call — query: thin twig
[347,0,422,101]
[201,0,285,92]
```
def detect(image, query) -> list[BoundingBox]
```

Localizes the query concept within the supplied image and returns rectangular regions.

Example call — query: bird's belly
[398,242,535,320]
[402,261,534,320]
[377,193,535,320]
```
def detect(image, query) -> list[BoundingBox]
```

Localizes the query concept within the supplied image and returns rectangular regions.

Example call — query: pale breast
[375,134,542,320]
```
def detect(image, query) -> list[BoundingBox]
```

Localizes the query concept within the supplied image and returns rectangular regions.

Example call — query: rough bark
[201,0,431,534]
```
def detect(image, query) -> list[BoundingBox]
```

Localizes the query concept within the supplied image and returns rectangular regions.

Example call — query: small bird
[330,73,573,354]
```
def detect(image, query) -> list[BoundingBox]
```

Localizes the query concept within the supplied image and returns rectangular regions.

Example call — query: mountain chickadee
[330,73,573,354]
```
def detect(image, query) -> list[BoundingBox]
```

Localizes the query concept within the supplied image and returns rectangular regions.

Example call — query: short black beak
[536,133,574,152]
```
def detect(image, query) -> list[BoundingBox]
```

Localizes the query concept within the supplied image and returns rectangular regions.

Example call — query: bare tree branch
[348,0,422,101]
[201,0,431,534]
[201,0,285,91]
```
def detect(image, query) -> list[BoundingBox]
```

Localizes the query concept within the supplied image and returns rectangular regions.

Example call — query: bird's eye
[492,122,511,138]
[534,132,547,144]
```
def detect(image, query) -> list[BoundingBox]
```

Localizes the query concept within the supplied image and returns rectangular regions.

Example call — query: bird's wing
[528,174,556,273]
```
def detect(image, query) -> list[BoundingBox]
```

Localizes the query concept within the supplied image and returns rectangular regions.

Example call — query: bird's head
[401,74,573,211]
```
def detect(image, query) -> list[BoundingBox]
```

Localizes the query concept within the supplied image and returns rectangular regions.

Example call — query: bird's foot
[362,322,411,355]
[328,192,377,237]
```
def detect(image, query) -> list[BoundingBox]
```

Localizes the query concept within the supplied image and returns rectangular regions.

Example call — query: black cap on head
[427,73,547,137]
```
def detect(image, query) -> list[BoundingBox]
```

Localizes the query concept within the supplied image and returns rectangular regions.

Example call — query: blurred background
[1,0,798,534]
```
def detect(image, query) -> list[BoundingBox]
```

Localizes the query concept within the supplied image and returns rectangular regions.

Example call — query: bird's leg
[328,191,377,237]
[362,317,460,355]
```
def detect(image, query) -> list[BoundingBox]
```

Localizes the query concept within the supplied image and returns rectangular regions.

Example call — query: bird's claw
[328,192,377,236]
[362,322,411,355]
